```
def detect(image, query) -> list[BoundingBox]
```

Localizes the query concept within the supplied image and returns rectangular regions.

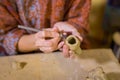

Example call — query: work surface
[0,49,120,80]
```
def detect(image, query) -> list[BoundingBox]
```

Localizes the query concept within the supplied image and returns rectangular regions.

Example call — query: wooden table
[0,49,120,80]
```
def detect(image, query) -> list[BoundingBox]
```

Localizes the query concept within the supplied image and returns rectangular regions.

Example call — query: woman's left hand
[53,22,83,58]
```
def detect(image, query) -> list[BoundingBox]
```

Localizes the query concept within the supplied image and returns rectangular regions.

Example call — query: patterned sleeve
[0,2,26,55]
[66,0,91,36]
[3,29,26,55]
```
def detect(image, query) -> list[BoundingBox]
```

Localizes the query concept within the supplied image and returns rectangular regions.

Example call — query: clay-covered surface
[0,49,120,80]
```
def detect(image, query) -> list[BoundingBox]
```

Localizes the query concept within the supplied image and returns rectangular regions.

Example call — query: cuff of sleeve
[3,29,26,55]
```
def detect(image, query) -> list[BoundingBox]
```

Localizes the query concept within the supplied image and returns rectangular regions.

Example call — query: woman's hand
[35,29,60,53]
[53,22,83,58]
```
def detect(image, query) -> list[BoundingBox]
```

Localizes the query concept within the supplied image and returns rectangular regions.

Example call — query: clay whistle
[65,35,82,55]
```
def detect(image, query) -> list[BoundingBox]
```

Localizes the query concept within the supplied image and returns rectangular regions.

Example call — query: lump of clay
[12,61,27,70]
[86,67,108,80]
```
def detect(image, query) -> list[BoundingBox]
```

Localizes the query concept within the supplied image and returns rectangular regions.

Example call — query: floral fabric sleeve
[0,1,26,55]
[3,29,26,55]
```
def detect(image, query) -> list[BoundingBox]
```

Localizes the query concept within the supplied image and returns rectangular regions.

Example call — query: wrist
[31,34,39,50]
[18,34,39,52]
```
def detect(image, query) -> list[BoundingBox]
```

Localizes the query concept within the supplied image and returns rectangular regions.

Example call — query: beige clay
[86,67,108,80]
[65,35,82,55]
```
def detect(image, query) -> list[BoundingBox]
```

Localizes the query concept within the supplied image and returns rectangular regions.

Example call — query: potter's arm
[18,25,82,55]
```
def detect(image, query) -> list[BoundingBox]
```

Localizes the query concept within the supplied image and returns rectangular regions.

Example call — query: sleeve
[0,4,26,55]
[66,0,91,35]
[3,29,26,55]
[65,0,91,49]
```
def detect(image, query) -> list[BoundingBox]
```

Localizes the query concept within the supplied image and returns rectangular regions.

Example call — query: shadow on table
[78,49,119,64]
[106,72,120,80]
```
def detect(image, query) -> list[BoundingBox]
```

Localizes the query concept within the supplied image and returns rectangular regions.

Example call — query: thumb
[52,27,59,32]
[73,32,83,41]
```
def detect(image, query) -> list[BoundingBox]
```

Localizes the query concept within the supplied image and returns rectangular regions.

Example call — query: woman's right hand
[34,29,60,53]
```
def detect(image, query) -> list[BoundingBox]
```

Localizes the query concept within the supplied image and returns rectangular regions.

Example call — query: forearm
[18,34,38,52]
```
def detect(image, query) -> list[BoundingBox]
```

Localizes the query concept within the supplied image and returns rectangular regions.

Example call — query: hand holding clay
[53,22,83,58]
[35,29,60,53]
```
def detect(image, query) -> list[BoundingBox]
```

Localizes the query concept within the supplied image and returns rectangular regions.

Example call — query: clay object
[65,35,82,55]
[12,61,27,70]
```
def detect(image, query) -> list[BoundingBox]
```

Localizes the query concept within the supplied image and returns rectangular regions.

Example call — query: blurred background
[89,0,120,61]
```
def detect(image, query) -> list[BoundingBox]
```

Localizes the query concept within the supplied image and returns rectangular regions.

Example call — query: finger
[52,36,61,42]
[35,39,53,47]
[72,32,83,41]
[52,27,59,32]
[35,30,60,39]
[69,50,75,59]
[44,30,60,38]
[44,28,53,31]
[40,47,54,53]
[76,35,83,42]
[35,31,44,39]
[63,32,67,36]
[59,48,63,51]
[62,44,70,58]
[58,41,64,49]
[51,37,61,50]
[49,36,61,46]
